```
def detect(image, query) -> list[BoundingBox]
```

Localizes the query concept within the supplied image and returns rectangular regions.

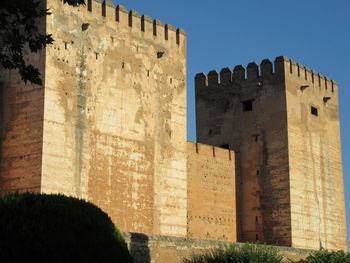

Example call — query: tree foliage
[183,243,285,263]
[295,250,350,263]
[0,192,133,263]
[0,0,85,85]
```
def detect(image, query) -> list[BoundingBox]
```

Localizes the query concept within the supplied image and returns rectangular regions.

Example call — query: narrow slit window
[255,216,258,223]
[88,0,92,11]
[256,234,259,240]
[311,106,318,116]
[257,170,259,175]
[242,100,253,112]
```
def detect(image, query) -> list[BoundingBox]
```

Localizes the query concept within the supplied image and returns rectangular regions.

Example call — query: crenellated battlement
[287,58,336,92]
[59,0,186,46]
[195,56,337,93]
[187,142,233,160]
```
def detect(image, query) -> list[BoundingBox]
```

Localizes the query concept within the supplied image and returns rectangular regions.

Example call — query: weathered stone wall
[195,58,292,246]
[41,0,187,237]
[0,1,47,195]
[282,57,348,250]
[187,142,236,241]
[123,233,314,263]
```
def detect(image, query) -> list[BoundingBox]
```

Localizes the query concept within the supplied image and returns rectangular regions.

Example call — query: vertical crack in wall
[320,135,330,248]
[309,132,324,249]
[74,47,87,197]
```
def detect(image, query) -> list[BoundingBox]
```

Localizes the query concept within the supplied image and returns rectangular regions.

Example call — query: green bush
[295,250,350,263]
[0,193,133,263]
[183,243,285,263]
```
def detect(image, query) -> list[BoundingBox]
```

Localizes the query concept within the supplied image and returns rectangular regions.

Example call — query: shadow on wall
[130,232,151,263]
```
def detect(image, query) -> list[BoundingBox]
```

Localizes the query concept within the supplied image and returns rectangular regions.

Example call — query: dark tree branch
[0,0,85,85]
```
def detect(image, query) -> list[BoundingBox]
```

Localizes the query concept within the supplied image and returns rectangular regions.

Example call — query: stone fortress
[0,0,347,254]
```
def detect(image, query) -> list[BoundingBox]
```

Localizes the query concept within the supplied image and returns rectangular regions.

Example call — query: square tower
[0,0,187,237]
[195,56,347,250]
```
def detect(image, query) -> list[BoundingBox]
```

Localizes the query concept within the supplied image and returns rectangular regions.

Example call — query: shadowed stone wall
[123,232,315,263]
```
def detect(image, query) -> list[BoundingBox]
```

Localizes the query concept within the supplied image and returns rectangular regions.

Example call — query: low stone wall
[123,232,315,263]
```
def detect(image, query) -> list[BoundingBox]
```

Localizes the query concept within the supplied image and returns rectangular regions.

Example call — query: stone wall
[123,233,314,263]
[187,142,236,241]
[0,0,47,195]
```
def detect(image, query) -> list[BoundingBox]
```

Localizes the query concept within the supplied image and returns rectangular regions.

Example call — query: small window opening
[170,78,172,84]
[311,106,318,116]
[255,135,258,142]
[255,216,258,223]
[220,144,229,150]
[95,52,99,60]
[257,170,259,175]
[289,61,292,74]
[157,51,165,58]
[64,42,68,50]
[304,69,307,80]
[122,62,125,69]
[147,70,150,77]
[242,100,253,112]
[256,234,259,240]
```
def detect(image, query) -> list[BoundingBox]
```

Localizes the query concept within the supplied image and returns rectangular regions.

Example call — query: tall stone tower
[195,56,347,250]
[0,0,187,237]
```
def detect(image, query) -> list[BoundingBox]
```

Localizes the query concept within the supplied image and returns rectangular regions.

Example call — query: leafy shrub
[183,243,285,263]
[295,250,350,263]
[0,193,133,263]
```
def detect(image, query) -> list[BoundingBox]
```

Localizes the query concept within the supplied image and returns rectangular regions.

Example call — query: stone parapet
[123,232,315,263]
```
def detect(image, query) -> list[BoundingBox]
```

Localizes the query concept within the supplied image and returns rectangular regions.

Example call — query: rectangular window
[242,100,253,112]
[311,106,318,116]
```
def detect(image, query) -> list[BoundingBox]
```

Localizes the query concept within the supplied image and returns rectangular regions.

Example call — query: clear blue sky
[112,0,349,249]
